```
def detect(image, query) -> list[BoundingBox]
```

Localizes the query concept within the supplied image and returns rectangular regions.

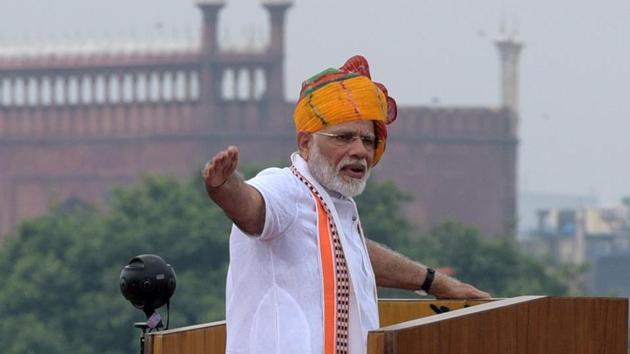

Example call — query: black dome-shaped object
[120,254,176,318]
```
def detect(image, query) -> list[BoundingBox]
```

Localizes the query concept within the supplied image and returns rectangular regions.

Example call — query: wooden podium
[144,296,628,354]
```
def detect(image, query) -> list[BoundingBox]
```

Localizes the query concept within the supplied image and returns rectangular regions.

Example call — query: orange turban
[293,55,397,166]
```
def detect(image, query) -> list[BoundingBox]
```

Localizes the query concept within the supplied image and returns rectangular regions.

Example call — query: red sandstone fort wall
[0,102,514,237]
[382,107,517,235]
[0,1,517,238]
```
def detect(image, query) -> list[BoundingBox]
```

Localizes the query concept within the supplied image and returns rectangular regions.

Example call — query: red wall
[0,100,516,237]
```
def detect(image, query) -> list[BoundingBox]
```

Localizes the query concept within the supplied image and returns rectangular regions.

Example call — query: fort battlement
[0,1,519,238]
[1,102,512,144]
[393,106,515,143]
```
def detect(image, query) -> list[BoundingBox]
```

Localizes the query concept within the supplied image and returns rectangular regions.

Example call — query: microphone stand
[134,322,149,354]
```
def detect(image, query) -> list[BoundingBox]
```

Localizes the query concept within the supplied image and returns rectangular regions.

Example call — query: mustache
[337,157,368,172]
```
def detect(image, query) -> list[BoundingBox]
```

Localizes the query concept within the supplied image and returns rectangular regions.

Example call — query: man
[203,55,489,354]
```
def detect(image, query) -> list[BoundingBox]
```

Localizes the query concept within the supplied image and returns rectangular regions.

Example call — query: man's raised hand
[201,146,265,234]
[203,146,240,189]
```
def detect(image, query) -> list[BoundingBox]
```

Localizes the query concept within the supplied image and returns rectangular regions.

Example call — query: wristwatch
[421,267,435,292]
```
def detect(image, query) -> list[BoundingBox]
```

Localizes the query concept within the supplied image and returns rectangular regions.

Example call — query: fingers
[466,288,491,299]
[224,145,239,171]
[475,287,491,299]
[431,275,491,300]
[216,146,238,175]
[206,146,238,171]
[461,284,491,299]
[203,146,240,188]
[474,289,492,299]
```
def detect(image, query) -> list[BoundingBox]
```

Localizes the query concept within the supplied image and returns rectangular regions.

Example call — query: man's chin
[333,174,369,197]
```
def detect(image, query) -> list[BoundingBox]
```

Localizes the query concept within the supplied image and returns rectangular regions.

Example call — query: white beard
[307,141,370,198]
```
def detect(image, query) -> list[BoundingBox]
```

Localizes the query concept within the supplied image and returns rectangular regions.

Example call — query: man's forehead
[322,120,375,133]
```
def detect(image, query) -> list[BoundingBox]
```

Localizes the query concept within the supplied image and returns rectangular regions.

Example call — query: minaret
[198,0,224,56]
[197,0,225,107]
[262,0,292,102]
[495,31,523,238]
[495,35,523,117]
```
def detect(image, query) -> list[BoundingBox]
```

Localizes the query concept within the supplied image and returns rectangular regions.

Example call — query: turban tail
[293,55,397,166]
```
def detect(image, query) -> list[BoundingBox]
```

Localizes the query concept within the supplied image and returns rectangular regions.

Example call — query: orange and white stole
[290,166,350,354]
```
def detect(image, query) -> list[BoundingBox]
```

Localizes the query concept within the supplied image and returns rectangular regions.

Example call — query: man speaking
[203,55,489,354]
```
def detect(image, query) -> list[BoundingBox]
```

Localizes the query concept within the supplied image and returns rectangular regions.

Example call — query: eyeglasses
[315,131,378,149]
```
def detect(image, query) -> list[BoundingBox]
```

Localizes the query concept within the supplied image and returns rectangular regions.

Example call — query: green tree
[357,182,571,298]
[355,180,414,248]
[0,171,573,353]
[408,222,570,297]
[0,175,231,353]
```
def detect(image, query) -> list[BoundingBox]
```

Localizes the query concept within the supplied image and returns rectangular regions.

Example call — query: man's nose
[347,137,372,159]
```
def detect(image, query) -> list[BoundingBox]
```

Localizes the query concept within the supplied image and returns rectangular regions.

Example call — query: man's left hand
[429,273,491,299]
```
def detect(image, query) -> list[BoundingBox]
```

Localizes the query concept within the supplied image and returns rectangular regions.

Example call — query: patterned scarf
[291,165,351,354]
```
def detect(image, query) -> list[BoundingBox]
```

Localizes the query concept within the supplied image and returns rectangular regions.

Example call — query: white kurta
[225,153,379,354]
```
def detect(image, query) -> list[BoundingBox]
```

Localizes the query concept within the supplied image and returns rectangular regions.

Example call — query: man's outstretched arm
[366,239,490,299]
[202,145,265,235]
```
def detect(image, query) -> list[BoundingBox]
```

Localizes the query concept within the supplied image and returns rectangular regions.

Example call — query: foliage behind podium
[0,175,231,353]
[0,172,571,353]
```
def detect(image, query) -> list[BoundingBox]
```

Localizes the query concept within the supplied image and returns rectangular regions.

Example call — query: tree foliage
[356,181,571,298]
[0,175,231,353]
[355,180,413,248]
[0,172,572,352]
[408,222,569,297]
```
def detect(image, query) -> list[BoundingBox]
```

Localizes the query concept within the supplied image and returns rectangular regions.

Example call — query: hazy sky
[1,0,629,205]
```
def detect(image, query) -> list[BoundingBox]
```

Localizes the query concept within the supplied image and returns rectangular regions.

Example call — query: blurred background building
[0,0,521,239]
[521,198,630,296]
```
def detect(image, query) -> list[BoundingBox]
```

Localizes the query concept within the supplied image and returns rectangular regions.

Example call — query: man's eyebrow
[328,130,374,136]
[326,130,353,135]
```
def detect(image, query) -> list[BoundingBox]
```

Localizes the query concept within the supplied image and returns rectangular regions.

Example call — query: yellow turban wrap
[293,55,398,166]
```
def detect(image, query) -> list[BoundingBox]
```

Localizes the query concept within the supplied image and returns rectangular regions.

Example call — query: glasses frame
[314,131,379,150]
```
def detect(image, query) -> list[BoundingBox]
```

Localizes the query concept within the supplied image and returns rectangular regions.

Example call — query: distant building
[518,191,598,236]
[527,201,630,294]
[0,1,521,238]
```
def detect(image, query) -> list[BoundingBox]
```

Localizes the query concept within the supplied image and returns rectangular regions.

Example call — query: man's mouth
[340,163,367,179]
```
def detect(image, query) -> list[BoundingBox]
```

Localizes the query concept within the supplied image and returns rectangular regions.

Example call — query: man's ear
[297,132,312,160]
